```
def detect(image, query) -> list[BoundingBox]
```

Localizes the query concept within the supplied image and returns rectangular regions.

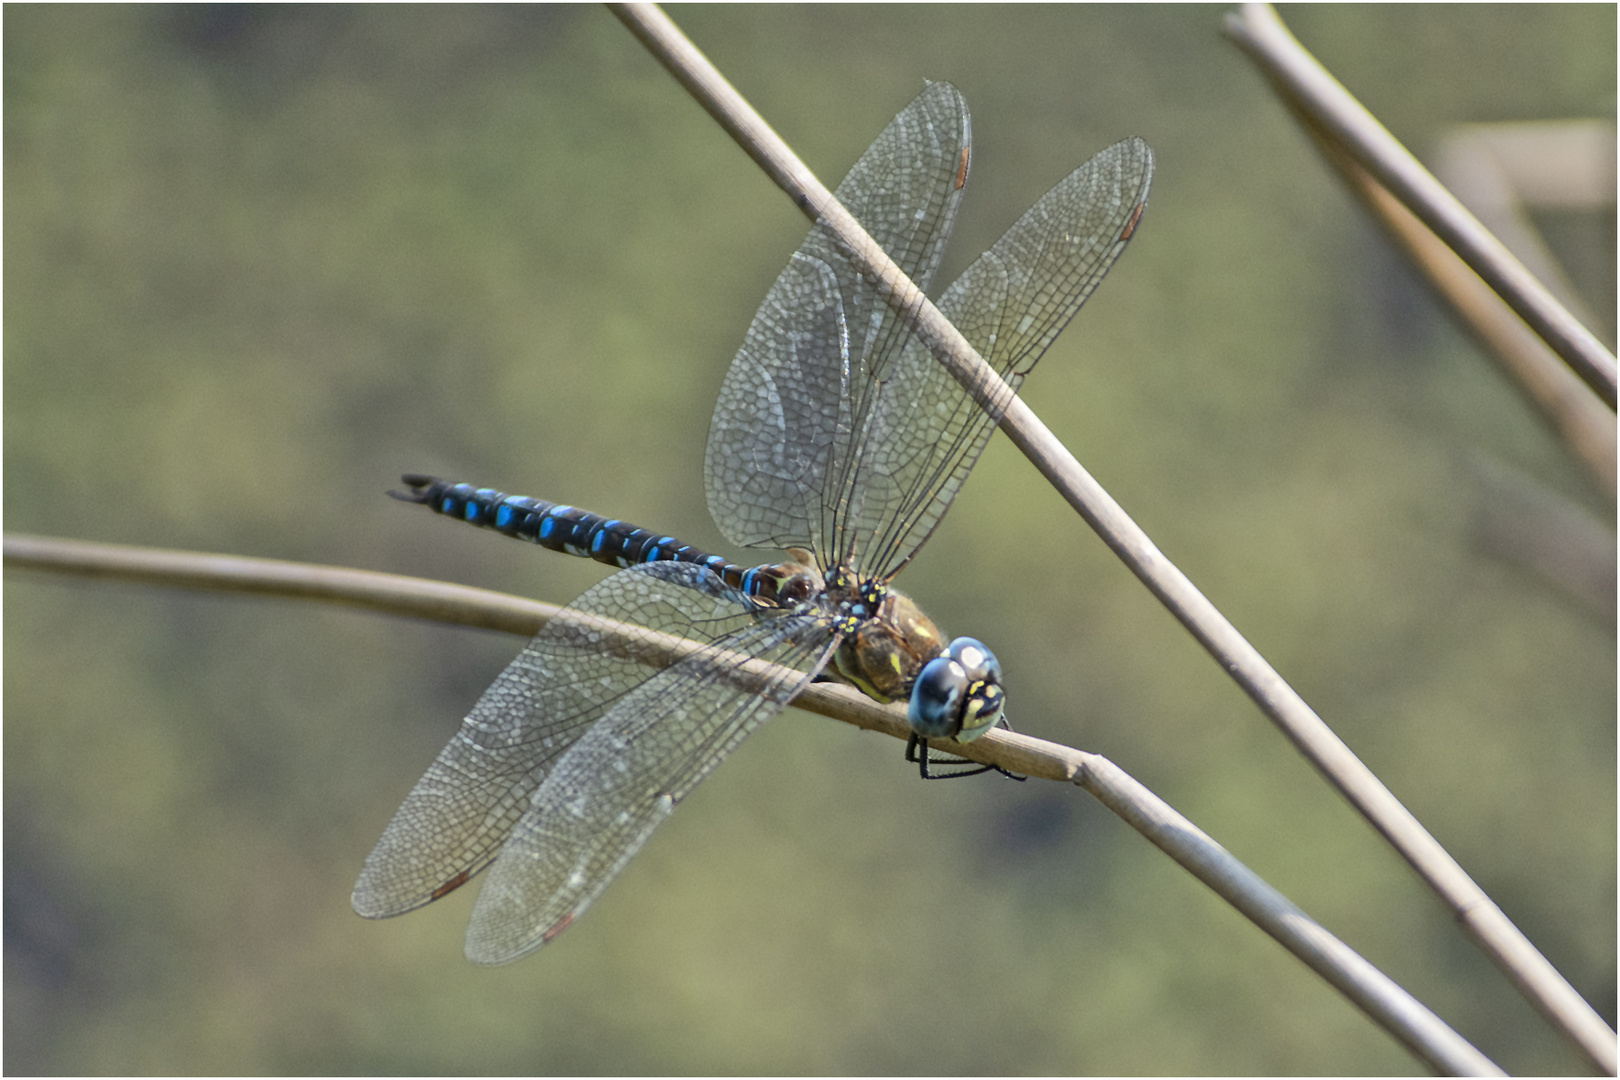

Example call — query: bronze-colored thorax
[748,552,948,704]
[825,569,946,704]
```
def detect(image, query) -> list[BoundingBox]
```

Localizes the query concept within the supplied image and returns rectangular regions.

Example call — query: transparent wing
[457,563,836,965]
[352,630,606,919]
[352,561,823,921]
[705,80,972,559]
[852,137,1154,577]
[705,81,1152,580]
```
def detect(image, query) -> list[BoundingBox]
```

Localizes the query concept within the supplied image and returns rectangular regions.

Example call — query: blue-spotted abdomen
[392,475,800,603]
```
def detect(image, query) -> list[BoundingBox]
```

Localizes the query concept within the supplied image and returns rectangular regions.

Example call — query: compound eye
[944,637,1001,686]
[908,655,967,739]
[906,638,1007,743]
[943,637,1005,743]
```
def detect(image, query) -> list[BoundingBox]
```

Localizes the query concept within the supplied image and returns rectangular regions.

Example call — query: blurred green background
[5,5,1614,1074]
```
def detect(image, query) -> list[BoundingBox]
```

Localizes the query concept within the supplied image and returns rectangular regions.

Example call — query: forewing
[462,569,835,964]
[352,560,775,919]
[852,137,1154,578]
[705,80,971,558]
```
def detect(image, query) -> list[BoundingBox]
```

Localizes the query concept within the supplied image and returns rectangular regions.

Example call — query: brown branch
[1225,2,1617,410]
[3,524,1497,1078]
[607,4,1603,1073]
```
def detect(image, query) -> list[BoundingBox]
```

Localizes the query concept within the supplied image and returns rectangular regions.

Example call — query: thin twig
[1222,7,1620,1069]
[1223,3,1617,409]
[2,530,1504,1076]
[609,4,1616,1073]
[2,531,558,636]
[1317,133,1616,501]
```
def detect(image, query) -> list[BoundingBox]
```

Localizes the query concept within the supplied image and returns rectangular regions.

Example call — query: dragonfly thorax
[825,575,943,705]
[819,571,1006,745]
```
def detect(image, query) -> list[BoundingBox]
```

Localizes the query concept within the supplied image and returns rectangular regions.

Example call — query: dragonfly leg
[905,730,1025,781]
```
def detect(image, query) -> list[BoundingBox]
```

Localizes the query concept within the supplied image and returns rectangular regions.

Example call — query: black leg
[906,732,1022,780]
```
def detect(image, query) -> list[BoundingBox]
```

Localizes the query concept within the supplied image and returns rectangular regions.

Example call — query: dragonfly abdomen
[392,475,788,601]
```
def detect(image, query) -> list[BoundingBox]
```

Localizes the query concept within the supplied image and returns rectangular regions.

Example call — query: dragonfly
[353,82,1153,965]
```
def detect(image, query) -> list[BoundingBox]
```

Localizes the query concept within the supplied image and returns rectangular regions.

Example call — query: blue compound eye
[907,637,1005,742]
[908,655,967,739]
[945,637,1000,686]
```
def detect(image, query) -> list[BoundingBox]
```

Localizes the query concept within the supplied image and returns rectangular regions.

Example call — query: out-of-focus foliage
[5,6,1612,1074]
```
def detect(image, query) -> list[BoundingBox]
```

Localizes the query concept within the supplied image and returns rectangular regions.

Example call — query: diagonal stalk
[1223,3,1616,409]
[608,3,1616,1073]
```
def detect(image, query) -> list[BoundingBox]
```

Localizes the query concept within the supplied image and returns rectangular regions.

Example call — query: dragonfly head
[907,637,1005,743]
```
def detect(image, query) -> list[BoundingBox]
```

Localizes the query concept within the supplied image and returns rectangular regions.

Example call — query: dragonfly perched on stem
[353,81,1152,964]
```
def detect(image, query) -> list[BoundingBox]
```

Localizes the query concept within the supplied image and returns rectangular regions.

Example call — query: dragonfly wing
[353,642,597,919]
[462,567,834,965]
[851,136,1155,578]
[351,560,784,919]
[706,80,972,559]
